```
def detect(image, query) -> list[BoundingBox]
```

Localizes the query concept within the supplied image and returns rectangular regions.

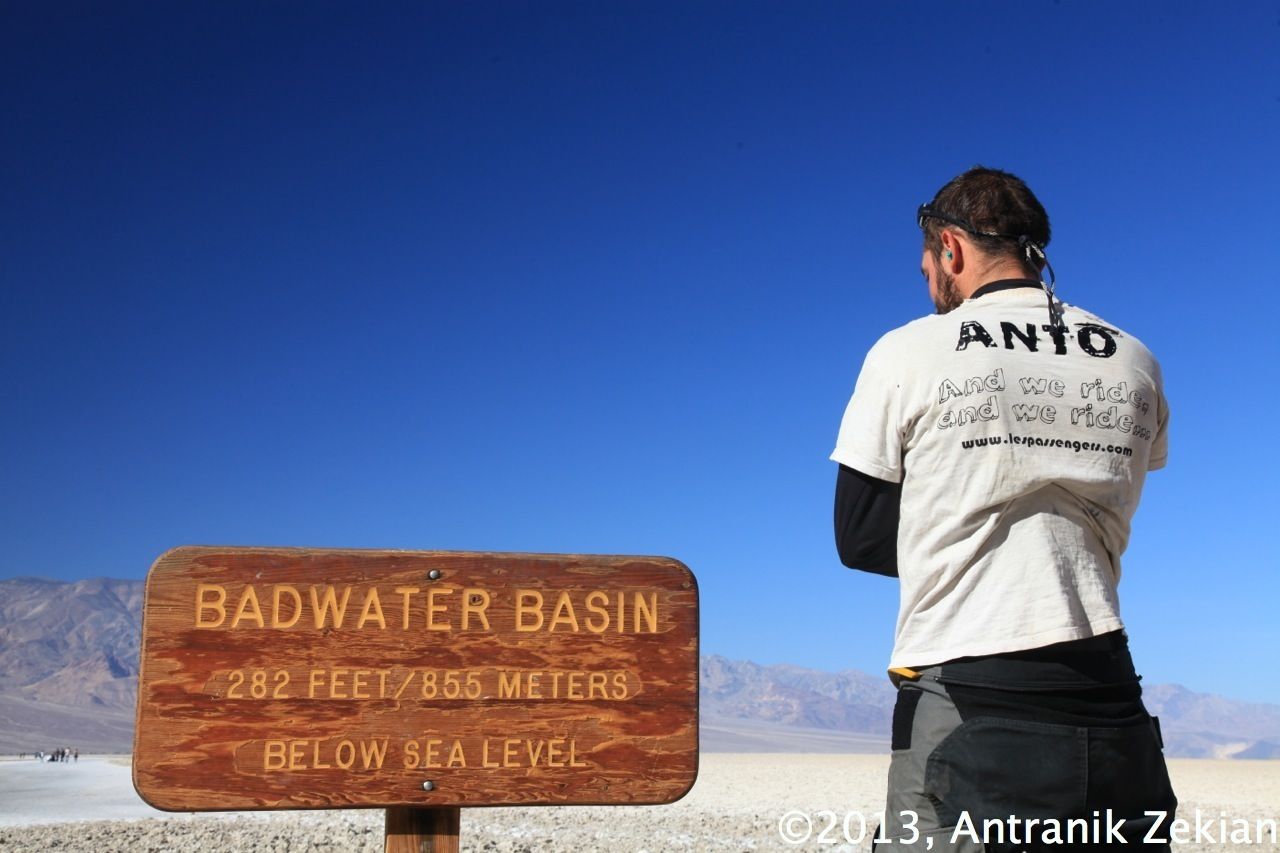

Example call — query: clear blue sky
[3,3,1277,702]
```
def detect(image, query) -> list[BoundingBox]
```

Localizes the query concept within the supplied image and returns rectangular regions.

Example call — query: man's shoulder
[862,313,952,365]
[1062,301,1139,334]
[871,313,948,349]
[1059,301,1163,366]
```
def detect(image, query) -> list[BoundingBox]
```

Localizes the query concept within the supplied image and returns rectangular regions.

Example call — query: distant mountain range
[0,577,141,753]
[702,655,1280,759]
[2,576,1279,758]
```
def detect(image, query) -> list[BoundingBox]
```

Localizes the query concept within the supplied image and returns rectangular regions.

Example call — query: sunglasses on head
[916,204,1010,240]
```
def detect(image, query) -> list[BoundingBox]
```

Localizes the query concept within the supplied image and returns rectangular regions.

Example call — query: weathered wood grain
[133,547,698,810]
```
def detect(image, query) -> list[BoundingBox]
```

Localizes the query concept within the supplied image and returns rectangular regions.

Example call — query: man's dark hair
[922,167,1051,267]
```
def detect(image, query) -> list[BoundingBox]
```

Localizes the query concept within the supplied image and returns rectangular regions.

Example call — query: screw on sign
[133,547,699,852]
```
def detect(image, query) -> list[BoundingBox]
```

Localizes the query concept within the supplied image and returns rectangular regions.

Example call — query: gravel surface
[1,755,1276,851]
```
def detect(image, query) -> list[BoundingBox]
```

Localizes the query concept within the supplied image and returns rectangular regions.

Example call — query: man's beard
[933,266,963,314]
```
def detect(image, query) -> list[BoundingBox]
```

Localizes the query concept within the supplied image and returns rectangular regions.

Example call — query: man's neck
[956,262,1040,300]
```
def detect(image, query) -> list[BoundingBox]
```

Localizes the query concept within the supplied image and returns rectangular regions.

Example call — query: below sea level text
[256,736,589,771]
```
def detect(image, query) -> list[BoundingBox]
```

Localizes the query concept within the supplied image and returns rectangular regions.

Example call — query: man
[831,167,1176,852]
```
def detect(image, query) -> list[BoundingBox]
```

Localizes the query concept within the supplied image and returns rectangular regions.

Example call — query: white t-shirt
[831,285,1169,669]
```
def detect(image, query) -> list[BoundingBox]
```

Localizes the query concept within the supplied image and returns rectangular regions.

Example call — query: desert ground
[1,754,1277,851]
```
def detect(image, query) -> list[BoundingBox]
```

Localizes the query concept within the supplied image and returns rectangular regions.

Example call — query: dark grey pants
[876,641,1177,852]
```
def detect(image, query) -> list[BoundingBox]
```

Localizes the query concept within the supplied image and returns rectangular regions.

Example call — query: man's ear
[940,229,964,273]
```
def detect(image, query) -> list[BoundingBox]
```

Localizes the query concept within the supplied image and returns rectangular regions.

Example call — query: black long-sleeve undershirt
[833,464,901,577]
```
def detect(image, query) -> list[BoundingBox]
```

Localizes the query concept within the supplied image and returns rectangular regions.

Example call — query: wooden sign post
[133,547,698,849]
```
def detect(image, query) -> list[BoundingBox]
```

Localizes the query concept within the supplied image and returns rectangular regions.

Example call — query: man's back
[833,283,1170,668]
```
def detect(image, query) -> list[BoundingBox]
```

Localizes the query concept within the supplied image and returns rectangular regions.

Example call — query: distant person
[831,167,1176,851]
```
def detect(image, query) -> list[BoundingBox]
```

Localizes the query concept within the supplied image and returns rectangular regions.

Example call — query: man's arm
[834,463,900,577]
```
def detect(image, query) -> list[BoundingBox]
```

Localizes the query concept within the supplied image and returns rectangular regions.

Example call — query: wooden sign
[133,547,698,811]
